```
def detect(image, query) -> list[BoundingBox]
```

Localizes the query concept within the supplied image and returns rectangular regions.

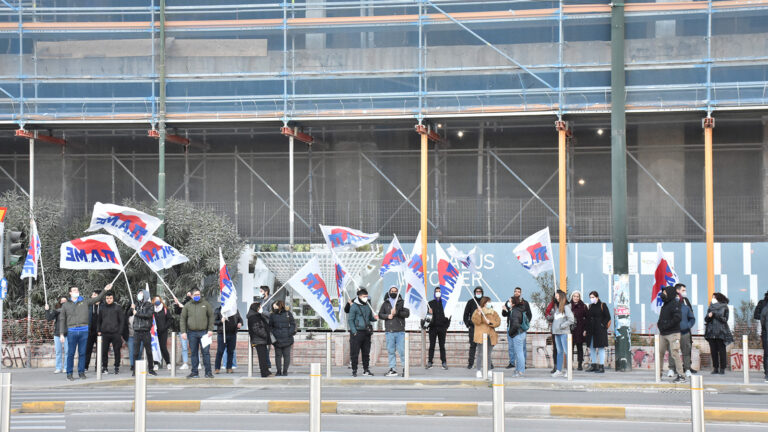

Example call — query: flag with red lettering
[285,257,339,330]
[319,224,378,251]
[436,241,462,319]
[446,244,480,276]
[59,234,123,270]
[513,227,555,277]
[139,236,189,273]
[86,202,162,250]
[651,244,678,314]
[219,248,238,319]
[21,219,41,280]
[380,234,407,277]
[331,250,350,308]
[150,316,163,363]
[404,231,428,319]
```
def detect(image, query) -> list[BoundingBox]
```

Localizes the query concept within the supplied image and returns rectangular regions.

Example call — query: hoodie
[657,286,682,336]
[348,297,377,335]
[133,290,154,333]
[246,303,271,346]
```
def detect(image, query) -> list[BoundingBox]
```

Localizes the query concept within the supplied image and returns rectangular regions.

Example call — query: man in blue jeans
[180,288,215,378]
[58,284,111,381]
[378,286,410,377]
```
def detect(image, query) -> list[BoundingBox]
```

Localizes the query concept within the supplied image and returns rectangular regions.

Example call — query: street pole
[326,333,332,378]
[134,360,147,432]
[96,335,103,380]
[404,332,410,378]
[309,363,321,432]
[156,0,167,297]
[26,132,35,368]
[0,373,10,432]
[170,332,176,378]
[289,135,294,248]
[690,375,705,432]
[492,371,504,432]
[0,217,5,373]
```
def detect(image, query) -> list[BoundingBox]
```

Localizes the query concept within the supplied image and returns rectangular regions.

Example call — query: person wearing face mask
[550,290,575,378]
[584,291,611,373]
[45,296,69,374]
[669,283,696,378]
[97,292,124,375]
[58,284,112,381]
[180,288,215,379]
[214,305,243,374]
[172,292,193,370]
[503,296,527,377]
[471,296,501,379]
[705,292,733,375]
[131,289,158,377]
[348,288,378,377]
[246,301,271,377]
[256,285,273,371]
[503,287,533,369]
[426,287,450,370]
[462,287,485,369]
[657,285,686,383]
[84,290,103,372]
[152,296,172,371]
[379,286,410,377]
[758,291,768,383]
[269,300,296,376]
[568,291,587,371]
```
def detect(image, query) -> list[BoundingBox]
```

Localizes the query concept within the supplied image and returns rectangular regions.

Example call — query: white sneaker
[475,370,482,378]
[552,370,564,378]
[232,366,237,370]
[667,370,675,378]
[685,370,692,378]
[154,364,159,371]
[488,371,493,379]
[167,364,172,370]
[53,369,61,374]
[179,363,189,370]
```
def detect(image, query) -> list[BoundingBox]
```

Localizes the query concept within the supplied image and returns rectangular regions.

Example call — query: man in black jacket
[131,289,157,376]
[657,285,685,383]
[462,286,484,368]
[84,290,103,371]
[98,292,124,374]
[426,287,451,370]
[214,306,243,374]
[378,286,410,377]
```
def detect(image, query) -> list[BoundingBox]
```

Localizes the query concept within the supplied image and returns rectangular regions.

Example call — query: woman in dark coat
[570,292,588,371]
[247,301,271,377]
[269,300,297,376]
[705,292,733,374]
[585,291,611,373]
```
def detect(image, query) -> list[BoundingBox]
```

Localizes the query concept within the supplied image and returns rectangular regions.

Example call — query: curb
[16,400,768,423]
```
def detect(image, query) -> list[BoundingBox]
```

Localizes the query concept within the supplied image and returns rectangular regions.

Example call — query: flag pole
[462,285,489,324]
[123,271,134,306]
[39,258,48,307]
[110,250,139,285]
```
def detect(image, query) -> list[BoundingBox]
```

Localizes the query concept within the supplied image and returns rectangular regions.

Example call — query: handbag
[520,313,530,332]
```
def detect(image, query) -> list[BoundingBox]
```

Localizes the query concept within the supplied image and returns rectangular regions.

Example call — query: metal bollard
[482,333,489,380]
[654,335,661,383]
[492,371,505,432]
[309,363,321,432]
[134,360,147,432]
[690,374,705,432]
[1,373,11,432]
[567,333,573,381]
[248,341,253,378]
[326,333,332,378]
[96,335,103,380]
[404,332,410,379]
[742,335,749,384]
[170,332,176,378]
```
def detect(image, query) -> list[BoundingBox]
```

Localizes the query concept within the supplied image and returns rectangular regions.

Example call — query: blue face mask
[475,293,482,299]
[154,301,161,306]
[193,295,201,302]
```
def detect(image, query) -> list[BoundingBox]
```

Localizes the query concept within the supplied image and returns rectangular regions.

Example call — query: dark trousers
[188,330,212,375]
[428,327,447,364]
[575,342,584,366]
[762,335,768,377]
[350,330,372,372]
[467,325,477,366]
[133,331,154,367]
[708,339,727,370]
[254,344,270,377]
[85,331,98,369]
[215,331,237,370]
[551,332,558,368]
[101,332,122,369]
[157,330,170,365]
[274,344,292,373]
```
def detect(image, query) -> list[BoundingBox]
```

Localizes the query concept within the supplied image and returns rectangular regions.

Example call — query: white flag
[446,244,480,275]
[219,248,238,319]
[380,234,407,277]
[436,241,463,319]
[138,236,189,273]
[403,232,428,319]
[86,202,162,250]
[21,220,41,280]
[513,227,555,277]
[60,234,123,271]
[286,257,339,330]
[319,224,378,251]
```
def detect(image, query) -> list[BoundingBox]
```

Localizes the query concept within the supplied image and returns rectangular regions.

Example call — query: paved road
[9,413,768,432]
[10,386,768,409]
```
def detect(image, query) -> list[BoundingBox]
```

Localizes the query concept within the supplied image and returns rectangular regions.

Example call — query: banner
[219,248,238,319]
[60,234,123,270]
[651,243,678,314]
[139,236,189,273]
[380,234,407,277]
[150,316,162,364]
[404,231,428,318]
[286,257,339,330]
[86,202,162,250]
[319,224,378,251]
[513,227,555,277]
[436,241,462,319]
[446,244,480,275]
[21,219,41,280]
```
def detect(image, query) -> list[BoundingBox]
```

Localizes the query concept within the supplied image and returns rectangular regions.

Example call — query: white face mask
[360,297,368,303]
[711,297,718,304]
[137,292,144,302]
[435,292,441,298]
[590,297,597,304]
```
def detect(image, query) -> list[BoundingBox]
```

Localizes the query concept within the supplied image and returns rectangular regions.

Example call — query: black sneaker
[426,362,433,370]
[66,374,75,381]
[505,363,514,369]
[466,364,474,369]
[186,373,199,379]
[352,370,358,377]
[385,369,398,377]
[673,375,686,384]
[442,362,448,370]
[114,368,119,375]
[362,370,374,377]
[148,370,158,377]
[764,376,768,383]
[78,372,87,379]
[204,373,215,379]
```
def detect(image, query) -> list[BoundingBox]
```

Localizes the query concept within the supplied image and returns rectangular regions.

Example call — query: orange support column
[703,117,715,302]
[556,121,569,294]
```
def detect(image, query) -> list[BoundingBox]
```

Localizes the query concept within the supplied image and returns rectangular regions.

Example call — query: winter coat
[704,302,733,344]
[570,300,588,344]
[551,304,575,335]
[760,303,768,343]
[269,309,296,348]
[378,295,410,333]
[657,286,682,336]
[504,304,526,339]
[97,302,125,335]
[89,303,102,334]
[427,299,451,330]
[348,299,377,335]
[471,307,501,345]
[58,290,109,335]
[502,299,532,331]
[180,299,214,333]
[214,308,243,335]
[171,296,191,332]
[246,305,271,346]
[585,301,611,348]
[153,306,171,333]
[132,301,154,333]
[46,308,64,337]
[463,298,481,328]
[679,298,696,334]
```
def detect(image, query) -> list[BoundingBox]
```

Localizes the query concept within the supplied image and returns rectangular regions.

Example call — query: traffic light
[4,229,25,267]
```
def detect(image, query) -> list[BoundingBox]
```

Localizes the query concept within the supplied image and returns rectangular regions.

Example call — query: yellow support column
[703,117,715,302]
[556,121,568,293]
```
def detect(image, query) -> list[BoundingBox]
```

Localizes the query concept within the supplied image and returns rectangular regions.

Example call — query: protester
[172,292,192,370]
[214,305,243,374]
[471,296,501,378]
[258,285,274,370]
[97,291,124,375]
[705,292,733,375]
[246,301,272,377]
[124,304,143,372]
[658,285,686,383]
[45,296,69,374]
[544,293,560,373]
[669,283,696,377]
[550,290,575,378]
[757,291,768,383]
[269,300,296,376]
[584,291,611,373]
[378,286,410,377]
[348,288,378,377]
[462,286,484,369]
[426,287,450,370]
[569,291,588,371]
[152,296,172,371]
[131,289,157,377]
[58,284,111,380]
[180,288,215,379]
[504,296,527,377]
[503,287,532,369]
[84,290,103,371]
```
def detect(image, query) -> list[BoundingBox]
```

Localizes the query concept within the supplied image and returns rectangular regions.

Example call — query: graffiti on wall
[729,350,765,372]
